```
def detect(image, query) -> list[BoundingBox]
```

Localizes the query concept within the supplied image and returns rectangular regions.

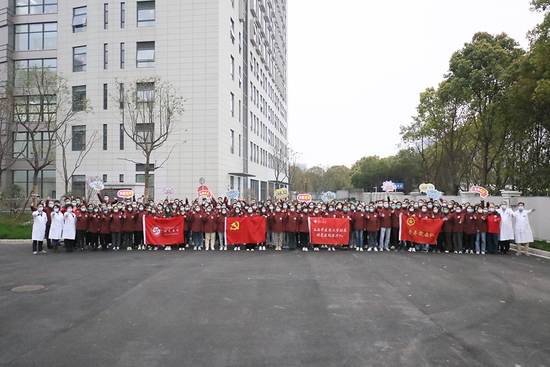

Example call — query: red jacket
[75,210,88,232]
[190,211,205,232]
[487,212,501,234]
[365,212,379,232]
[110,212,124,232]
[377,208,392,228]
[351,211,366,231]
[99,213,111,234]
[87,213,101,233]
[122,212,136,232]
[217,214,228,232]
[270,212,286,233]
[451,212,465,233]
[203,213,218,233]
[286,211,299,232]
[298,212,310,233]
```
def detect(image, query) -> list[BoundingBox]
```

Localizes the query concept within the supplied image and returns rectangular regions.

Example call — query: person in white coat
[497,201,515,254]
[49,204,64,253]
[514,202,536,256]
[63,205,77,253]
[31,203,48,254]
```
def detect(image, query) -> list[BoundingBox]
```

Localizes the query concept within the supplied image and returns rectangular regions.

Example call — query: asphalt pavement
[1,243,549,367]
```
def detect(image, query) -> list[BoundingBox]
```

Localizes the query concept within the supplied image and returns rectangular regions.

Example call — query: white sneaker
[445,250,449,253]
[360,248,364,252]
[412,248,416,252]
[356,247,359,251]
[198,247,201,251]
[40,250,47,254]
[205,246,209,251]
[127,246,132,251]
[246,249,250,251]
[33,251,38,255]
[251,249,254,251]
[234,247,238,251]
[98,245,102,250]
[237,246,241,250]
[367,248,372,252]
[374,247,378,252]
[223,246,227,251]
[193,247,197,251]
[314,247,319,251]
[386,248,391,252]
[302,247,306,251]
[476,251,480,254]
[481,251,485,255]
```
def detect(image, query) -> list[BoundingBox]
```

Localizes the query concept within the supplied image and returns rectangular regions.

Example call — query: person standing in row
[49,204,64,253]
[63,205,77,252]
[514,202,536,256]
[497,201,514,254]
[31,203,48,254]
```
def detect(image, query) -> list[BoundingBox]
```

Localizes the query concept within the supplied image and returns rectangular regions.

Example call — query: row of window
[72,2,155,33]
[73,41,155,72]
[250,141,271,168]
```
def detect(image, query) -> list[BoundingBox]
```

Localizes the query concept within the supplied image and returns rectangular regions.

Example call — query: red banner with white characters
[399,215,443,245]
[225,217,266,244]
[143,216,184,245]
[308,217,350,245]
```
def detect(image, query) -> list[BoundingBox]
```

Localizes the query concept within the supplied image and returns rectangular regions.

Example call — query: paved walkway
[1,243,549,367]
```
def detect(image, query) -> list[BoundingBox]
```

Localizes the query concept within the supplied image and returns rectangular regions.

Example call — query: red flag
[143,216,184,245]
[308,217,350,245]
[399,215,443,245]
[225,217,266,244]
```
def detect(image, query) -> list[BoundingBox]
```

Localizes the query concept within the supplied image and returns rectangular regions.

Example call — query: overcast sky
[287,0,545,169]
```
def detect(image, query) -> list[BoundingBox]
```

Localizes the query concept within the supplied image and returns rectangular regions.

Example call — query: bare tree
[56,124,100,195]
[0,89,20,189]
[8,64,90,204]
[271,144,288,189]
[115,77,185,200]
[284,146,301,191]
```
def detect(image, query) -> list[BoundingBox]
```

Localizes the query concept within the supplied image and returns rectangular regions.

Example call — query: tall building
[0,0,288,201]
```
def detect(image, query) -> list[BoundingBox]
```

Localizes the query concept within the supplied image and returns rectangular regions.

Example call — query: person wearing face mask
[270,206,286,251]
[217,207,228,250]
[286,205,299,251]
[351,205,366,251]
[97,192,118,205]
[36,198,55,250]
[87,206,101,251]
[134,204,147,250]
[122,206,136,251]
[439,206,454,253]
[262,206,272,251]
[48,204,64,253]
[110,205,124,251]
[404,205,417,252]
[486,205,501,254]
[513,202,536,256]
[203,206,218,251]
[474,206,488,254]
[365,206,380,251]
[191,206,205,251]
[298,206,310,251]
[75,205,88,251]
[463,206,478,254]
[98,206,111,251]
[451,206,465,254]
[378,201,392,252]
[244,206,260,251]
[31,204,48,254]
[390,202,404,251]
[432,205,445,253]
[496,201,514,254]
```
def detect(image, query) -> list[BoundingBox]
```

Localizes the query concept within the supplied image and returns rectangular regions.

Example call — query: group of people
[30,193,536,256]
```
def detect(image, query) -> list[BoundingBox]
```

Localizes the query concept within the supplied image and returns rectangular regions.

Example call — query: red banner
[144,216,184,245]
[308,217,350,245]
[399,215,443,245]
[225,217,266,244]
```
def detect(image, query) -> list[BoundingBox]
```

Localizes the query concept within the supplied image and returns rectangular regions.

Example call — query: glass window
[137,1,155,27]
[136,41,155,68]
[104,43,108,69]
[230,55,234,80]
[136,82,155,103]
[103,84,108,110]
[73,46,86,72]
[119,174,124,183]
[104,3,109,29]
[72,85,86,112]
[230,18,235,44]
[14,59,57,87]
[72,6,87,33]
[120,2,126,28]
[72,125,86,151]
[13,169,56,197]
[230,129,234,154]
[135,123,154,149]
[230,92,234,117]
[71,175,86,197]
[103,124,108,150]
[13,132,55,160]
[119,124,124,150]
[15,22,57,51]
[16,0,58,15]
[13,95,56,124]
[120,42,125,69]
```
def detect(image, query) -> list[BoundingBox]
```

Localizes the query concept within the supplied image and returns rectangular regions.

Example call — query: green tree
[324,165,352,191]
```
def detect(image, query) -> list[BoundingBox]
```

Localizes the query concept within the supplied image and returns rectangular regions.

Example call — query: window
[14,59,57,87]
[119,82,125,108]
[238,134,241,156]
[136,123,154,149]
[16,0,57,15]
[137,1,155,27]
[230,18,235,43]
[137,82,155,103]
[13,169,55,197]
[103,174,108,183]
[72,85,86,112]
[230,55,234,80]
[136,41,155,68]
[72,7,87,33]
[73,46,86,72]
[103,43,108,69]
[13,95,56,123]
[119,124,124,150]
[13,132,55,159]
[136,163,155,172]
[103,84,108,110]
[103,124,108,150]
[120,43,125,69]
[104,3,109,29]
[71,175,86,197]
[230,0,234,8]
[72,126,86,151]
[119,174,124,183]
[15,23,57,51]
[120,2,126,28]
[230,92,234,117]
[230,129,234,154]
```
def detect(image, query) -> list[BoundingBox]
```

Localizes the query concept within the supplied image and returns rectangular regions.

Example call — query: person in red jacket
[134,204,147,250]
[270,206,286,251]
[110,206,124,251]
[365,206,380,251]
[286,206,299,251]
[298,207,310,251]
[87,206,101,251]
[98,208,111,251]
[217,207,228,250]
[390,202,403,251]
[203,206,218,251]
[474,206,488,254]
[463,206,479,254]
[486,205,501,254]
[190,205,205,250]
[452,206,465,254]
[75,205,88,251]
[441,206,454,253]
[122,206,136,251]
[351,205,366,251]
[377,201,392,251]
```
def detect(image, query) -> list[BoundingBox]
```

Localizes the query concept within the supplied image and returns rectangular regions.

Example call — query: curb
[0,239,28,243]
[510,244,550,260]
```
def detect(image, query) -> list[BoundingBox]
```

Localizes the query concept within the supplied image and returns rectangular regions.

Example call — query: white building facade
[0,0,288,201]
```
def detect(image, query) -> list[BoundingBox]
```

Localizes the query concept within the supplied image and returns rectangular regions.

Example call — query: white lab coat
[497,207,515,241]
[31,210,47,241]
[62,212,77,240]
[514,209,534,243]
[49,212,64,240]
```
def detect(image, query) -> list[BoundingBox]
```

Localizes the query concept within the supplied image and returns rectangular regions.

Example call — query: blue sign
[395,183,405,190]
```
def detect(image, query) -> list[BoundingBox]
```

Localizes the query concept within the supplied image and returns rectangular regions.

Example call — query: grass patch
[531,240,550,252]
[0,212,32,239]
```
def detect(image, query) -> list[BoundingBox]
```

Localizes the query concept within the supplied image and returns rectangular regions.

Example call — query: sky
[287,0,546,169]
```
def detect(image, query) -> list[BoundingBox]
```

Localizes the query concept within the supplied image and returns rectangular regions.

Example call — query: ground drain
[11,285,45,293]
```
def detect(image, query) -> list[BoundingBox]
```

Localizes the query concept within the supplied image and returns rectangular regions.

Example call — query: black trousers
[498,240,510,254]
[299,232,309,247]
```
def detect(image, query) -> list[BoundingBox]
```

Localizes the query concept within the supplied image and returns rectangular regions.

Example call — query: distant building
[0,0,288,200]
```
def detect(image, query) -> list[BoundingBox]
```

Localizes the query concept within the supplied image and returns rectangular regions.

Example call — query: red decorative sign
[399,215,443,245]
[117,189,134,198]
[297,193,312,202]
[143,216,184,245]
[308,217,350,245]
[225,217,266,244]
[470,185,489,198]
